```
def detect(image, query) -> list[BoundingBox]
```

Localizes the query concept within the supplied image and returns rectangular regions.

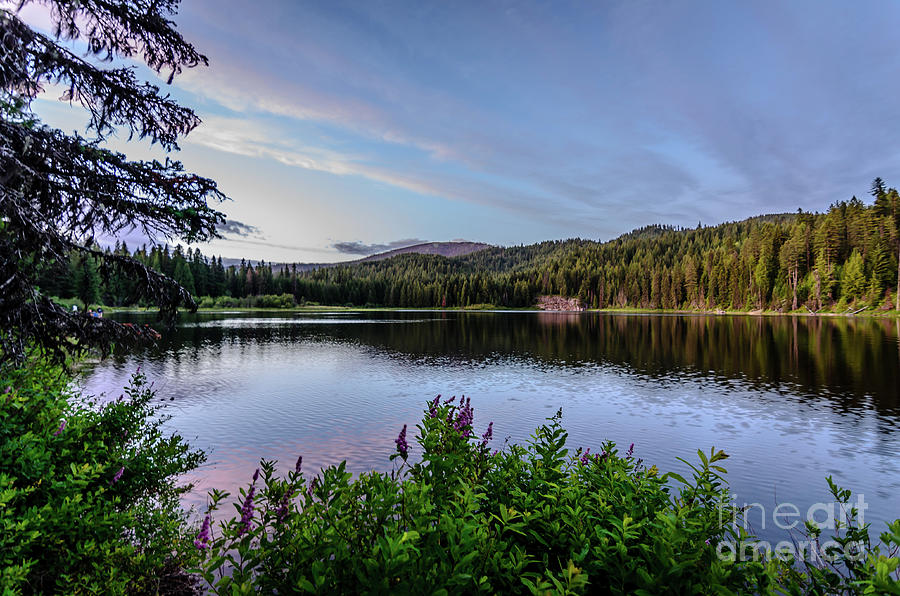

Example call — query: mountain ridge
[357,241,490,262]
[220,240,491,271]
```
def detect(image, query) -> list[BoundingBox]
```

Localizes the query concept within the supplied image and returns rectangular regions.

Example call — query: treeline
[44,180,900,312]
[289,181,900,312]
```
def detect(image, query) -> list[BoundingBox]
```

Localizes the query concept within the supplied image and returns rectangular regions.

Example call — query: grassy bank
[107,303,900,319]
[74,297,898,318]
[57,291,899,319]
[588,306,900,319]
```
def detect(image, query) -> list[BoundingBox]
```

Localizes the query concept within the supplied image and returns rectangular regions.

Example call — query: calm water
[80,311,900,540]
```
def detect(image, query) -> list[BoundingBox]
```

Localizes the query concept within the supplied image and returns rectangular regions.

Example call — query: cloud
[168,0,900,244]
[183,115,571,222]
[220,237,336,254]
[168,3,719,235]
[212,219,339,256]
[217,219,261,238]
[332,238,425,256]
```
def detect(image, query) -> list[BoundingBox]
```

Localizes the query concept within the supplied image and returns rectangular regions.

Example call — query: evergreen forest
[45,181,900,313]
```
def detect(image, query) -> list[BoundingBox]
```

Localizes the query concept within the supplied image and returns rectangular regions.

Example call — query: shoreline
[105,304,900,319]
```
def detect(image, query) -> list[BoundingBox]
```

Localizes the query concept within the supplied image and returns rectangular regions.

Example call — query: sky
[19,0,900,263]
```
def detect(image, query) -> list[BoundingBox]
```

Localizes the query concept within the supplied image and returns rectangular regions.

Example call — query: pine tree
[815,247,835,308]
[867,242,892,300]
[1,1,225,364]
[173,257,196,297]
[842,250,866,302]
[871,177,887,203]
[779,224,807,311]
[71,253,101,309]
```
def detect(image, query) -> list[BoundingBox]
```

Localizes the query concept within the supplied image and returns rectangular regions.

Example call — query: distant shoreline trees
[43,183,900,313]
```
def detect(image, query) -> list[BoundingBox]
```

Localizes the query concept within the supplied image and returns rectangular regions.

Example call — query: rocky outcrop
[536,295,585,311]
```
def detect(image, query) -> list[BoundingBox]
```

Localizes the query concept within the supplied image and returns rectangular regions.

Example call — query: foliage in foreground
[196,399,900,595]
[0,362,204,594]
[2,361,896,594]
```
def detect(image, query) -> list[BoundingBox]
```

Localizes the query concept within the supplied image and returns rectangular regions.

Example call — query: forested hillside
[43,181,900,312]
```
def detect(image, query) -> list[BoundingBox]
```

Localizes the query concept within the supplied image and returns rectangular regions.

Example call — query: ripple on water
[80,311,900,540]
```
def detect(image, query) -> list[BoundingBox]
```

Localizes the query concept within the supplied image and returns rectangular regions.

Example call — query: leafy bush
[214,296,239,308]
[0,361,205,594]
[254,294,296,309]
[195,294,298,309]
[774,477,900,595]
[189,400,757,593]
[194,398,900,594]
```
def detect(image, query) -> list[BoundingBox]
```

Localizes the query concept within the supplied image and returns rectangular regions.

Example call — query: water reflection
[134,311,899,408]
[81,311,900,541]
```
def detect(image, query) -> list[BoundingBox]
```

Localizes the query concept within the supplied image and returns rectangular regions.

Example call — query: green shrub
[255,294,296,309]
[192,401,732,593]
[214,296,239,308]
[194,398,900,594]
[0,361,205,594]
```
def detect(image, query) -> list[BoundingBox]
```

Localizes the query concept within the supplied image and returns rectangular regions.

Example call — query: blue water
[80,311,900,542]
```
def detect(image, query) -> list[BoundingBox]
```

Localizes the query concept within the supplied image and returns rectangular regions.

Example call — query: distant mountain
[357,241,490,262]
[220,241,491,271]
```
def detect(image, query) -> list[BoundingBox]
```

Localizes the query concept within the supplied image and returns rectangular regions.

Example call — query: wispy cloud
[220,237,336,255]
[217,219,261,238]
[176,0,900,232]
[183,114,573,222]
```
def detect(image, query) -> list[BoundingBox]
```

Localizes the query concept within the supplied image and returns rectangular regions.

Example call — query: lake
[80,311,900,542]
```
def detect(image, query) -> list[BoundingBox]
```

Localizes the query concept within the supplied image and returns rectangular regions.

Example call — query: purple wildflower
[444,395,455,404]
[194,515,211,550]
[453,397,474,437]
[705,538,711,545]
[428,395,441,418]
[626,443,634,457]
[480,421,493,446]
[294,455,303,475]
[580,448,591,465]
[252,468,260,483]
[395,424,409,459]
[110,466,124,485]
[52,419,66,436]
[238,484,256,536]
[275,493,291,522]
